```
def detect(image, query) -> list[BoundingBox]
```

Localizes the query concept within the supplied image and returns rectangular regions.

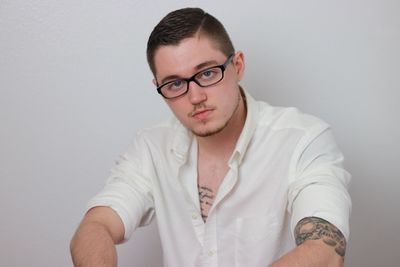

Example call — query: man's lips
[190,108,214,120]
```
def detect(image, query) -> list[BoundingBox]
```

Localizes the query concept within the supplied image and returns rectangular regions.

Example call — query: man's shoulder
[256,101,329,132]
[131,117,191,153]
[243,90,329,133]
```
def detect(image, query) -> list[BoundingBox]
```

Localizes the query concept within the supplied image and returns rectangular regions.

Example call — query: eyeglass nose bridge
[185,75,203,90]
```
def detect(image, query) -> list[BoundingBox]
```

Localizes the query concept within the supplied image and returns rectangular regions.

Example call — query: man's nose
[187,80,207,104]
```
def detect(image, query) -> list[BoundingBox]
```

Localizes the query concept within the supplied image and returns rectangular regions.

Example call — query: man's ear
[233,51,245,82]
[152,78,158,86]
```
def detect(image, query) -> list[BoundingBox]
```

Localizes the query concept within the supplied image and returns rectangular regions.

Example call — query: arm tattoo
[294,216,347,258]
[198,186,214,221]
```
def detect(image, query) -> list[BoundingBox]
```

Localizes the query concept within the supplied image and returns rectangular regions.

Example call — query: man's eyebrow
[159,75,182,85]
[159,60,220,85]
[195,60,219,71]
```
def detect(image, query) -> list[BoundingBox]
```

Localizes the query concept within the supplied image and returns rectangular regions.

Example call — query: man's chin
[191,124,226,138]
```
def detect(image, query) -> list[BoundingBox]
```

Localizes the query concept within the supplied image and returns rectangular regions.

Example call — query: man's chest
[197,159,229,221]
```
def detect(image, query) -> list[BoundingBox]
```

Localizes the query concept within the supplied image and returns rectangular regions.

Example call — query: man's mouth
[191,108,214,120]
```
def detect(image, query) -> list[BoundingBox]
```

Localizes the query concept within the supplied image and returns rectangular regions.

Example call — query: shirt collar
[170,119,193,164]
[228,87,259,165]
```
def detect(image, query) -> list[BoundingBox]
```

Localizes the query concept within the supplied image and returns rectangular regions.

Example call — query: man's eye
[172,80,182,87]
[167,80,184,90]
[201,70,215,78]
[198,69,219,80]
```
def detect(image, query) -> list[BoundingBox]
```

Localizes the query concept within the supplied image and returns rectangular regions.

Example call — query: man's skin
[70,207,123,267]
[70,34,347,266]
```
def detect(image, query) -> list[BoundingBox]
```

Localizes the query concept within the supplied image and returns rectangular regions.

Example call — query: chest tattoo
[198,185,215,222]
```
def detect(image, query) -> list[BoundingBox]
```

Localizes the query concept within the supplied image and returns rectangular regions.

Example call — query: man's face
[153,35,245,137]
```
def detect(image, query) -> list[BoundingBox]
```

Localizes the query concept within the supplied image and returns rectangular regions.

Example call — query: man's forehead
[153,36,225,79]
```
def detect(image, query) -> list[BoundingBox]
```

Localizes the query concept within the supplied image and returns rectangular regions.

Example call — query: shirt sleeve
[86,132,155,241]
[287,127,352,241]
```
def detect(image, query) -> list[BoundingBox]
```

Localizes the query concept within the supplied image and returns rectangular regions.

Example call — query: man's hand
[70,206,125,267]
[269,217,346,267]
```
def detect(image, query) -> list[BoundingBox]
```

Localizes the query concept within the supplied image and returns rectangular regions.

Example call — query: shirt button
[208,250,215,257]
[192,214,198,220]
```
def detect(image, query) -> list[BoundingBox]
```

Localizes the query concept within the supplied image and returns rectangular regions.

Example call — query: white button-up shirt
[87,90,351,267]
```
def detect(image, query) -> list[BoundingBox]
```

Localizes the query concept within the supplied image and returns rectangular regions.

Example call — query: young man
[71,7,351,267]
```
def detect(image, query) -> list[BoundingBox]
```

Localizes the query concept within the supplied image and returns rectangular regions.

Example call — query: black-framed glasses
[156,54,234,99]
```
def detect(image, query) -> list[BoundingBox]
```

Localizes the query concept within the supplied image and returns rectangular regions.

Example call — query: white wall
[1,0,399,266]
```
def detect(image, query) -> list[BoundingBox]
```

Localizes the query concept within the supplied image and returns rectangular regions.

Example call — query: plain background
[1,0,399,266]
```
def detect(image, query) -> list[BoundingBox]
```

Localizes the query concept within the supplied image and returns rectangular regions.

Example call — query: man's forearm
[70,221,118,267]
[269,239,343,267]
[269,217,346,267]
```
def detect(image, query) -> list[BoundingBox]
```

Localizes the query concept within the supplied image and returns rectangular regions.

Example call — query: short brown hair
[146,7,235,75]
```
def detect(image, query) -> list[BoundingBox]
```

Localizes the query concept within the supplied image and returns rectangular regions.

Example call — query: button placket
[201,213,218,266]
